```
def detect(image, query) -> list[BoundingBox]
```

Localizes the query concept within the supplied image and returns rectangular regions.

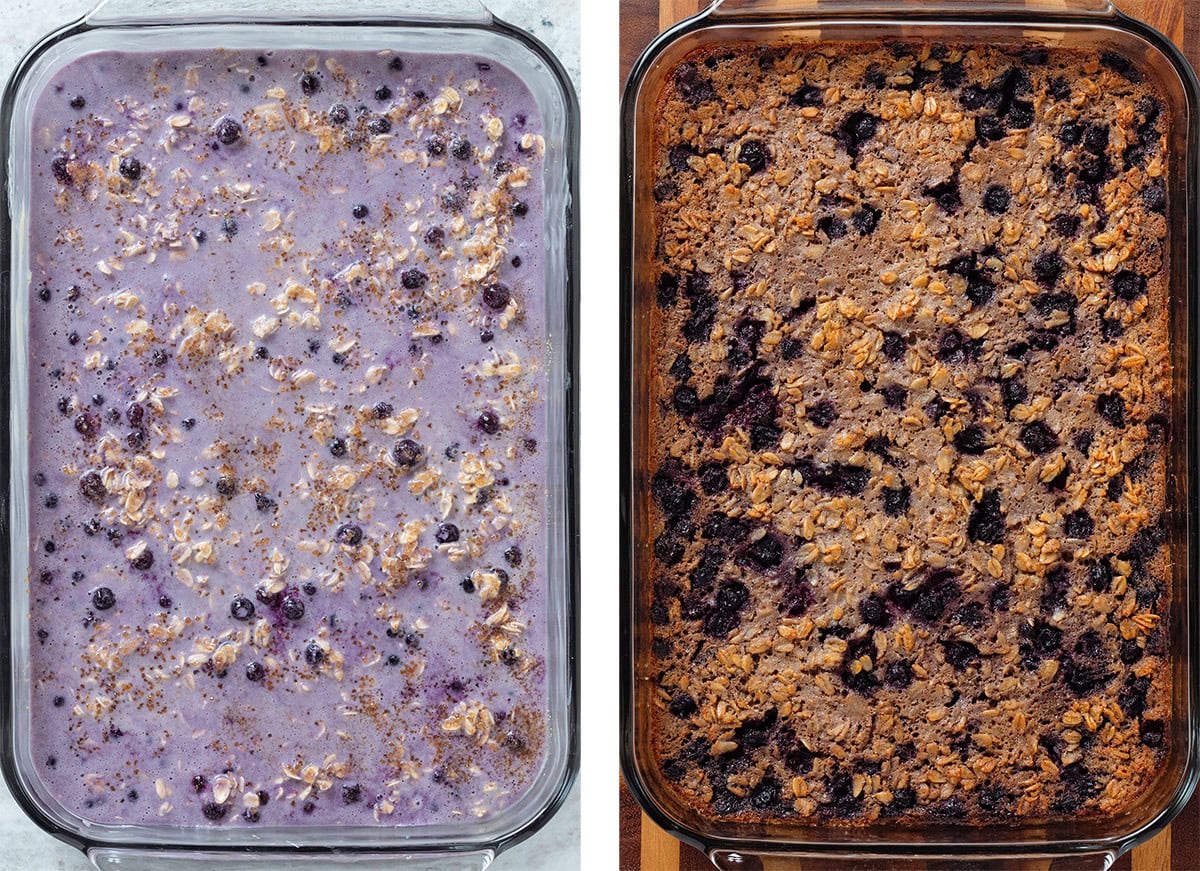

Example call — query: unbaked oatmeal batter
[27,48,548,827]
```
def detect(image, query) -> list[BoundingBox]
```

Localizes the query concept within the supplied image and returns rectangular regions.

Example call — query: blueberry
[245,661,266,682]
[807,399,837,428]
[1100,51,1141,82]
[222,217,238,238]
[880,331,906,362]
[477,409,501,433]
[1063,509,1094,540]
[213,117,242,145]
[851,205,882,236]
[479,329,495,343]
[953,425,988,455]
[881,484,910,517]
[1112,270,1146,301]
[968,489,1006,544]
[879,383,907,409]
[399,269,427,290]
[367,116,392,135]
[738,139,768,174]
[1032,251,1063,287]
[230,596,255,621]
[328,103,349,124]
[340,783,362,804]
[51,155,72,186]
[698,463,727,495]
[942,639,982,671]
[390,438,422,469]
[1140,719,1165,748]
[91,587,116,610]
[836,111,879,159]
[129,548,154,571]
[1019,421,1058,455]
[924,178,962,212]
[435,523,459,544]
[74,411,100,440]
[1052,213,1081,237]
[511,200,529,217]
[299,72,320,95]
[744,533,783,568]
[79,470,106,503]
[668,693,697,718]
[351,203,369,220]
[859,594,891,628]
[304,643,325,666]
[328,438,348,458]
[242,808,260,824]
[118,156,142,181]
[70,95,86,110]
[374,85,392,101]
[482,283,511,310]
[202,802,229,821]
[335,523,363,546]
[1142,179,1166,213]
[450,137,473,160]
[789,84,822,107]
[982,184,1010,215]
[254,493,276,512]
[884,661,914,689]
[281,594,305,621]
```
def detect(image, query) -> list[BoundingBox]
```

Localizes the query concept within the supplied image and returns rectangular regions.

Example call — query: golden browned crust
[643,40,1172,826]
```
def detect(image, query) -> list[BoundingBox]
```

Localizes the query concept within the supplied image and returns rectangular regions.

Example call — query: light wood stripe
[1133,825,1171,871]
[641,811,682,869]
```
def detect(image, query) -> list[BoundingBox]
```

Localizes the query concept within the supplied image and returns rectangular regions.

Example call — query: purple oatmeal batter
[25,47,549,828]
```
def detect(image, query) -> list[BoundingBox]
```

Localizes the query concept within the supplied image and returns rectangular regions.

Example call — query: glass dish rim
[0,8,580,860]
[619,3,1200,863]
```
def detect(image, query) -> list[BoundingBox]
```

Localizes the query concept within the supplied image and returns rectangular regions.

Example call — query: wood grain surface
[618,0,1200,868]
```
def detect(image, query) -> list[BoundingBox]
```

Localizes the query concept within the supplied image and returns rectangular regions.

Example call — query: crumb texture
[645,41,1172,825]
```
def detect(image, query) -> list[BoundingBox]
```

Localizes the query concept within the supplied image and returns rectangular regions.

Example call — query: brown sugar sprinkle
[644,41,1173,826]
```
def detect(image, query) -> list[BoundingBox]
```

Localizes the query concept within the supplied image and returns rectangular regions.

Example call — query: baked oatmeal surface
[644,41,1172,825]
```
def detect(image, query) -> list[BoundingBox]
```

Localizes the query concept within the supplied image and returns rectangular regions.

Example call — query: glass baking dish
[620,0,1198,867]
[1,0,578,867]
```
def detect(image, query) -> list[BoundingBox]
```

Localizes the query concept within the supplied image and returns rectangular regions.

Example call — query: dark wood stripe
[679,842,712,871]
[620,779,644,870]
[1114,846,1135,871]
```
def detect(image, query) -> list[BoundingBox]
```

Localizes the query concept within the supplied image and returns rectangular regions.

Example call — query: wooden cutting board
[618,1,1200,868]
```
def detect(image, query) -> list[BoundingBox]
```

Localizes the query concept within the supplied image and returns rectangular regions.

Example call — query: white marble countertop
[0,1,578,868]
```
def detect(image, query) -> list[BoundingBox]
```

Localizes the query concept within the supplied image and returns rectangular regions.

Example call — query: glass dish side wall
[621,10,1197,864]
[1,15,578,859]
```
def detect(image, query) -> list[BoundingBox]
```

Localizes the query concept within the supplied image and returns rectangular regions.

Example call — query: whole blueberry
[118,156,142,181]
[477,410,501,434]
[335,523,363,546]
[91,587,116,610]
[281,594,305,621]
[328,103,350,125]
[304,643,325,666]
[392,438,422,468]
[245,661,266,682]
[299,72,320,96]
[213,117,242,145]
[482,283,510,310]
[351,203,369,220]
[401,269,427,290]
[230,595,256,621]
[435,523,460,544]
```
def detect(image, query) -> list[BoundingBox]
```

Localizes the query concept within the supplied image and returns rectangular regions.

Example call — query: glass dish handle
[707,0,1114,16]
[709,848,1118,870]
[88,848,496,871]
[85,0,492,25]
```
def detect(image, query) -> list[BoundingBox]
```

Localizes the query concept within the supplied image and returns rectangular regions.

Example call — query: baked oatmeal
[645,41,1172,824]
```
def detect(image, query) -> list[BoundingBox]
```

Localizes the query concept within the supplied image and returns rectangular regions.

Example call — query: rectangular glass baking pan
[1,0,578,867]
[620,0,1199,867]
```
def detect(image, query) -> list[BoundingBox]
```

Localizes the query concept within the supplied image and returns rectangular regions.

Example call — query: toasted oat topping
[27,48,548,827]
[645,41,1171,825]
